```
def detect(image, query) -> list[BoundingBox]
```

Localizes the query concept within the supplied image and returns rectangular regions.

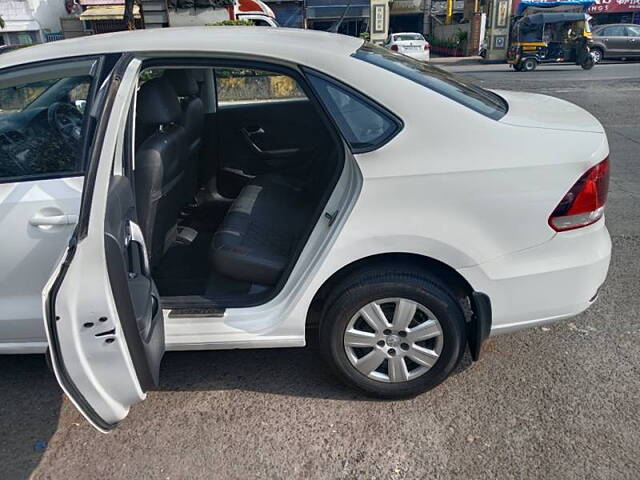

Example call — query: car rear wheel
[522,58,537,72]
[319,268,466,398]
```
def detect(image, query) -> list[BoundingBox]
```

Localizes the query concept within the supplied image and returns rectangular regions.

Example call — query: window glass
[627,26,640,36]
[353,43,507,120]
[0,61,95,181]
[216,68,306,106]
[603,26,626,36]
[306,72,400,152]
[393,34,425,42]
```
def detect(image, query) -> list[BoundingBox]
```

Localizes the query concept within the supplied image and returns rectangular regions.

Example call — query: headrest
[137,77,182,126]
[164,69,199,97]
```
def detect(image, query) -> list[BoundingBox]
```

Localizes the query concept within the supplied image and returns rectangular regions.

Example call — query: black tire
[319,267,466,398]
[581,55,595,70]
[522,58,537,71]
[591,47,603,64]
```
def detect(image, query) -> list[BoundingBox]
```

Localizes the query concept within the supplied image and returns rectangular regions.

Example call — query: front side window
[0,60,95,181]
[216,67,307,107]
[353,43,508,120]
[603,26,626,36]
[306,71,401,153]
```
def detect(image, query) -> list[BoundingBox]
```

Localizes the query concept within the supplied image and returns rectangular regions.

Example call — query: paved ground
[1,62,639,480]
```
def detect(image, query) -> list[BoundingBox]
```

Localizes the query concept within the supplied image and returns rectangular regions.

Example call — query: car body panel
[0,28,610,357]
[0,176,82,350]
[592,24,640,58]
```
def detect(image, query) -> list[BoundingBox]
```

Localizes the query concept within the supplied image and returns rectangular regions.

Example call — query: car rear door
[43,55,164,433]
[625,26,640,55]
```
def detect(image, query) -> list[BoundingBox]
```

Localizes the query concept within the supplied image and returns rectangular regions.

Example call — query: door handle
[125,220,150,277]
[29,213,78,226]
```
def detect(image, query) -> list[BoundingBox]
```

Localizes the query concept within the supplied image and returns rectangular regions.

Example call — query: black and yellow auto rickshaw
[507,12,595,71]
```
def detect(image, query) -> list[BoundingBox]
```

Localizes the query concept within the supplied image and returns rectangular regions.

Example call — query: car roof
[594,23,637,29]
[392,32,424,36]
[0,27,364,70]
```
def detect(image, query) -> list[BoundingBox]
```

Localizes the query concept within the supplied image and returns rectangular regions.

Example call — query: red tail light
[390,44,399,52]
[549,157,610,232]
[424,43,430,51]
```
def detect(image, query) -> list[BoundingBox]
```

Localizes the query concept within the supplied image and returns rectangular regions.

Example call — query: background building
[0,0,66,46]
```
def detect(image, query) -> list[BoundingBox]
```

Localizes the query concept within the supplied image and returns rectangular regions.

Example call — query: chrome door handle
[29,213,78,226]
[125,220,150,277]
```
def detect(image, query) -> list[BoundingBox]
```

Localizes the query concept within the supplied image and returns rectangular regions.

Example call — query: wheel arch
[306,252,491,360]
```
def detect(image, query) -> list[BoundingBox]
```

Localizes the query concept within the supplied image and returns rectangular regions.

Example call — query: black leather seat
[135,77,188,268]
[165,69,204,204]
[210,174,311,286]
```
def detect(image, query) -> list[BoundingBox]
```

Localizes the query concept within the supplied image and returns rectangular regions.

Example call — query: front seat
[165,69,204,204]
[135,77,188,268]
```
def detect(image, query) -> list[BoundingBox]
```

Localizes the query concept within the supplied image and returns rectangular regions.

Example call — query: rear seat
[210,174,312,286]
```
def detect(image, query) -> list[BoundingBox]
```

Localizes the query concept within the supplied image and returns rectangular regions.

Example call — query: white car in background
[0,28,610,432]
[384,32,430,61]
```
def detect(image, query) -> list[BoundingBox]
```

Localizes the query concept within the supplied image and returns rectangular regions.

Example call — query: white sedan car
[384,32,430,61]
[0,28,610,431]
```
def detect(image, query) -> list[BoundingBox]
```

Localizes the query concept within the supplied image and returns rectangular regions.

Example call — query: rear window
[393,34,424,42]
[353,43,508,120]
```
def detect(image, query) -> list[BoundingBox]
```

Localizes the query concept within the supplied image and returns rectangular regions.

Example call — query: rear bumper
[403,51,430,62]
[458,220,611,335]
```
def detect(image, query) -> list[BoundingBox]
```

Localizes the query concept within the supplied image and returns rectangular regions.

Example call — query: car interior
[131,64,344,308]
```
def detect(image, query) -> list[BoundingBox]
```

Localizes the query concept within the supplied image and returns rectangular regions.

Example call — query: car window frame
[302,67,403,154]
[0,55,107,185]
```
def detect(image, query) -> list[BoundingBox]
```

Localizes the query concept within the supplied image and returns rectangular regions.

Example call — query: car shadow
[0,343,474,478]
[0,354,63,480]
[157,339,474,400]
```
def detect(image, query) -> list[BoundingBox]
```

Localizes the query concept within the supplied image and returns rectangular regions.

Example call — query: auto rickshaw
[507,12,595,71]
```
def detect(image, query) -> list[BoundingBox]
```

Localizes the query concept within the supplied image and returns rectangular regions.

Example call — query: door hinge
[324,210,339,227]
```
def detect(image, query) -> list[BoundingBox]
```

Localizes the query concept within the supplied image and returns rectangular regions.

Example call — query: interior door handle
[241,126,265,137]
[29,213,78,226]
[125,220,151,277]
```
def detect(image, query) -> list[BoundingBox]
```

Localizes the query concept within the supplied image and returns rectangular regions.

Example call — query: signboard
[390,0,424,14]
[588,0,640,13]
[373,4,386,33]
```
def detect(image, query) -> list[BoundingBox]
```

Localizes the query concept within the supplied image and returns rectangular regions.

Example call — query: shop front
[587,0,640,25]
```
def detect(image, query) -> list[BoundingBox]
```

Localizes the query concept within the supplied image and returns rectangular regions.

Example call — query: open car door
[43,55,163,433]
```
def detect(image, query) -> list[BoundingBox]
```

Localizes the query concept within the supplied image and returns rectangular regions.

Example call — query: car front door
[44,55,164,432]
[601,25,628,55]
[0,56,109,353]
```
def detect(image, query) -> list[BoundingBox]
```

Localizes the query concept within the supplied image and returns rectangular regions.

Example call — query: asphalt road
[1,61,639,480]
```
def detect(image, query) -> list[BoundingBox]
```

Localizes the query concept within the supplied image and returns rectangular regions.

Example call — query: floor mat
[154,232,213,296]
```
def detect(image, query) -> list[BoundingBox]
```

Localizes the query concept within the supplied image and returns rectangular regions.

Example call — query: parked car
[384,32,430,61]
[591,23,640,62]
[0,28,611,432]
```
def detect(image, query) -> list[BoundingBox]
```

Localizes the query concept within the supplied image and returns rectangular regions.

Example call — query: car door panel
[0,176,82,348]
[625,27,640,55]
[0,57,108,353]
[215,99,319,197]
[44,56,163,432]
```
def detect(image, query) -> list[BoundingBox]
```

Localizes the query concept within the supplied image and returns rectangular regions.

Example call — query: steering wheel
[47,101,84,146]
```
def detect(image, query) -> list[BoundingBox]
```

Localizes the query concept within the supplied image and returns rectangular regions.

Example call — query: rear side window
[393,34,425,42]
[306,71,401,153]
[603,26,626,36]
[353,43,508,120]
[216,67,306,107]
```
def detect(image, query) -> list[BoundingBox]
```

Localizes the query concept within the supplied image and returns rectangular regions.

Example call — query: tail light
[424,43,430,51]
[549,157,610,232]
[390,44,399,51]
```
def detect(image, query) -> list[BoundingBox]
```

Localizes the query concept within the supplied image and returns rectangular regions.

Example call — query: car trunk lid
[495,89,605,134]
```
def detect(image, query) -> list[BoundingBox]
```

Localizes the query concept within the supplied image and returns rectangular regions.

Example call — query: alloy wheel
[343,298,444,383]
